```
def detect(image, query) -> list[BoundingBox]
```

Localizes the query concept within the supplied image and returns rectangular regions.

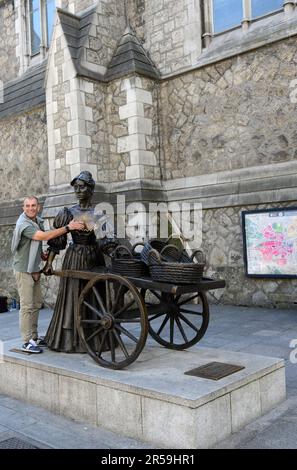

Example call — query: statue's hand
[42,263,54,276]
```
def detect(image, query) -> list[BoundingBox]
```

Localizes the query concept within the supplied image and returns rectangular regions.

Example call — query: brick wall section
[160,38,297,180]
[126,0,202,76]
[0,108,49,200]
[0,0,19,82]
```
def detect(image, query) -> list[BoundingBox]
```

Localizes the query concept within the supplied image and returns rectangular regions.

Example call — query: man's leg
[32,278,43,340]
[15,272,37,343]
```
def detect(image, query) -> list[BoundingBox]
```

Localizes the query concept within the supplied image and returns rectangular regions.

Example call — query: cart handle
[160,245,206,264]
[131,242,145,256]
[111,244,133,259]
[191,249,206,263]
[165,234,185,244]
[147,248,162,265]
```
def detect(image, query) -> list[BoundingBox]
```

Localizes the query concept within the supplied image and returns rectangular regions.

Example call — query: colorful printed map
[244,210,297,276]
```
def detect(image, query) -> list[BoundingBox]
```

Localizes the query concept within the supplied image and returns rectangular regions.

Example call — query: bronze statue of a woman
[43,171,111,353]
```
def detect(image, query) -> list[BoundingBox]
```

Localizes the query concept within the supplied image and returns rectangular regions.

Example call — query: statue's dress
[45,205,105,352]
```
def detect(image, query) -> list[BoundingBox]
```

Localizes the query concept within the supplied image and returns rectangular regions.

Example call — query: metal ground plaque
[184,361,245,380]
[9,348,36,355]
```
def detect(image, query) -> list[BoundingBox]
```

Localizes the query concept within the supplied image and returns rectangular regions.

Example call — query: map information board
[242,208,297,277]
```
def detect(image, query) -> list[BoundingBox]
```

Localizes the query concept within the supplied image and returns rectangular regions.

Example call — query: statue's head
[70,170,95,201]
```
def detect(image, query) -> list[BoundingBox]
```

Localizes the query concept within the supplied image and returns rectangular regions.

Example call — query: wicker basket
[140,235,192,264]
[140,239,167,265]
[148,248,205,284]
[110,244,148,277]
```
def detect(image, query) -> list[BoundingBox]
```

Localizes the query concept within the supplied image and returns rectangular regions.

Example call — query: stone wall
[86,80,110,183]
[203,202,297,308]
[68,0,97,14]
[0,0,19,82]
[110,75,161,182]
[0,225,17,301]
[0,108,49,200]
[67,0,126,72]
[126,0,202,76]
[160,37,297,180]
[0,106,49,303]
[77,1,126,74]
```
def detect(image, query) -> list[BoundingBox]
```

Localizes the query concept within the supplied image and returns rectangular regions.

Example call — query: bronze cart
[54,268,225,369]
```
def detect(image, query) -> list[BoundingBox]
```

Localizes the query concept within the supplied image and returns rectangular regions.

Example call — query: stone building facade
[1,0,297,308]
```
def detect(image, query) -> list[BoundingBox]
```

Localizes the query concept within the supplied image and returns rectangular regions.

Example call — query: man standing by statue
[11,196,84,353]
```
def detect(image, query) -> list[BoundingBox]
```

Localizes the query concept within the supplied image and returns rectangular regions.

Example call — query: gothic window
[213,0,243,33]
[27,0,56,56]
[250,0,283,19]
[209,0,284,34]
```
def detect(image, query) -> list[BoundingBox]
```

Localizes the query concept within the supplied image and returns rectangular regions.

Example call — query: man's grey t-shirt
[13,225,42,273]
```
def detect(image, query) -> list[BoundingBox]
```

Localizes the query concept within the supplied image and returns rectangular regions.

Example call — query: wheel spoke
[92,286,107,315]
[157,314,170,335]
[81,319,102,324]
[113,299,136,318]
[170,317,174,343]
[114,318,141,323]
[175,316,188,343]
[150,290,162,301]
[96,330,108,356]
[178,293,199,306]
[179,312,200,333]
[113,329,129,359]
[109,331,115,362]
[115,324,138,343]
[105,280,112,313]
[111,284,125,314]
[83,300,104,319]
[149,312,167,322]
[86,326,104,342]
[179,307,203,315]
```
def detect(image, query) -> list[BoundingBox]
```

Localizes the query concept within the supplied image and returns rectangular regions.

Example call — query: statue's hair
[23,195,39,204]
[70,170,95,191]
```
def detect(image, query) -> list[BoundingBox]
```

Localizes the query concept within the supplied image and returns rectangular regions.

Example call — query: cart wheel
[141,289,209,350]
[77,274,148,369]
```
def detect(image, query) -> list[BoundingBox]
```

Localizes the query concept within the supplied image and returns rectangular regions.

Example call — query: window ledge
[195,9,297,69]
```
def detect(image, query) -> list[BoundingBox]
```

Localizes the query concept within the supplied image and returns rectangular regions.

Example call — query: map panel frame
[242,207,297,278]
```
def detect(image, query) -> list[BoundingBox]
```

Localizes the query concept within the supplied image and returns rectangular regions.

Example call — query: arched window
[27,0,56,56]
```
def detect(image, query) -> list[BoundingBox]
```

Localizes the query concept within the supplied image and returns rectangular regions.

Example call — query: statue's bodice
[69,205,97,246]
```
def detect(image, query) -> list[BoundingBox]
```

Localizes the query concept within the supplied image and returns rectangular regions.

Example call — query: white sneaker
[21,339,43,353]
